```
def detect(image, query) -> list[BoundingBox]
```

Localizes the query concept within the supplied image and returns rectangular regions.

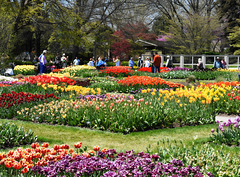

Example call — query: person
[96,56,106,69]
[33,55,38,63]
[213,57,223,69]
[221,59,227,69]
[61,53,67,68]
[73,57,80,66]
[137,57,143,68]
[144,57,151,67]
[4,62,15,76]
[39,50,47,74]
[113,56,121,66]
[55,53,62,69]
[88,58,95,67]
[239,70,240,81]
[166,55,173,68]
[38,50,44,62]
[153,52,161,73]
[129,57,136,69]
[197,58,204,70]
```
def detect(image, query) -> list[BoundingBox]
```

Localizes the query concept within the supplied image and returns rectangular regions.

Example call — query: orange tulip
[21,167,29,174]
[4,160,13,168]
[69,148,74,154]
[93,145,100,152]
[42,142,49,148]
[74,142,82,149]
[13,161,21,170]
[82,152,90,158]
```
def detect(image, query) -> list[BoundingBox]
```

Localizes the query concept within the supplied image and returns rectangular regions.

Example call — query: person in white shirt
[61,53,67,68]
[144,57,151,67]
[73,57,80,65]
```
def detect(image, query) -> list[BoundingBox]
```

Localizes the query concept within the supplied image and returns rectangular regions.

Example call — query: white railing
[141,54,240,69]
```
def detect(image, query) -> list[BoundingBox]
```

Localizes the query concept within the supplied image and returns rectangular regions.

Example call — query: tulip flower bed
[20,75,76,86]
[160,70,192,79]
[0,122,37,148]
[0,81,25,87]
[137,67,170,73]
[210,116,240,146]
[0,142,211,177]
[0,75,18,81]
[13,65,35,75]
[99,66,134,77]
[19,75,101,95]
[169,67,193,71]
[51,68,62,73]
[17,93,215,133]
[117,76,184,93]
[158,69,236,80]
[138,82,240,117]
[0,91,58,119]
[147,140,240,176]
[61,65,96,76]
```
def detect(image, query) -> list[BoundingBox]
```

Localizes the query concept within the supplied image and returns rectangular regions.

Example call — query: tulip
[21,167,29,174]
[93,145,100,151]
[74,142,82,149]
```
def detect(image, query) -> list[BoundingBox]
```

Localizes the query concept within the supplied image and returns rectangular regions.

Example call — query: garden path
[215,114,238,122]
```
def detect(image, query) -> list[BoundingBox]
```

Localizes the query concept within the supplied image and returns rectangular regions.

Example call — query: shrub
[0,122,37,148]
[186,75,196,83]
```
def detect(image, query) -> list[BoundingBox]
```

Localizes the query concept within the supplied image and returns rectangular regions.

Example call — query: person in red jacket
[153,52,161,73]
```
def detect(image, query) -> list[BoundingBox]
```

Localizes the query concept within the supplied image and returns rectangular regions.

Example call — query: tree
[216,0,240,53]
[0,1,14,55]
[228,20,240,55]
[216,0,240,29]
[148,0,222,54]
[111,22,156,58]
[163,14,222,54]
[93,25,114,57]
[111,30,131,58]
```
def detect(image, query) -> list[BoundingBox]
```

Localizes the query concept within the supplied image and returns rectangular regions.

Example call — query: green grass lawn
[0,119,218,153]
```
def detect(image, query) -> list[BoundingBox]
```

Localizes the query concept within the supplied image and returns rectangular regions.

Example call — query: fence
[141,55,240,69]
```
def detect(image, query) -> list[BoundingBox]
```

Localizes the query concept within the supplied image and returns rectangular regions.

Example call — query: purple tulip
[31,150,209,176]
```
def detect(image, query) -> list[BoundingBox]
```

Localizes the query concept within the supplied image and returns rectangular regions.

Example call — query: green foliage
[147,140,240,176]
[229,24,240,55]
[159,70,236,80]
[0,122,37,148]
[160,71,191,79]
[90,79,121,92]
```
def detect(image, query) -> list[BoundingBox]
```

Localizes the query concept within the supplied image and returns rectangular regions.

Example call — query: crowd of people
[34,50,230,75]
